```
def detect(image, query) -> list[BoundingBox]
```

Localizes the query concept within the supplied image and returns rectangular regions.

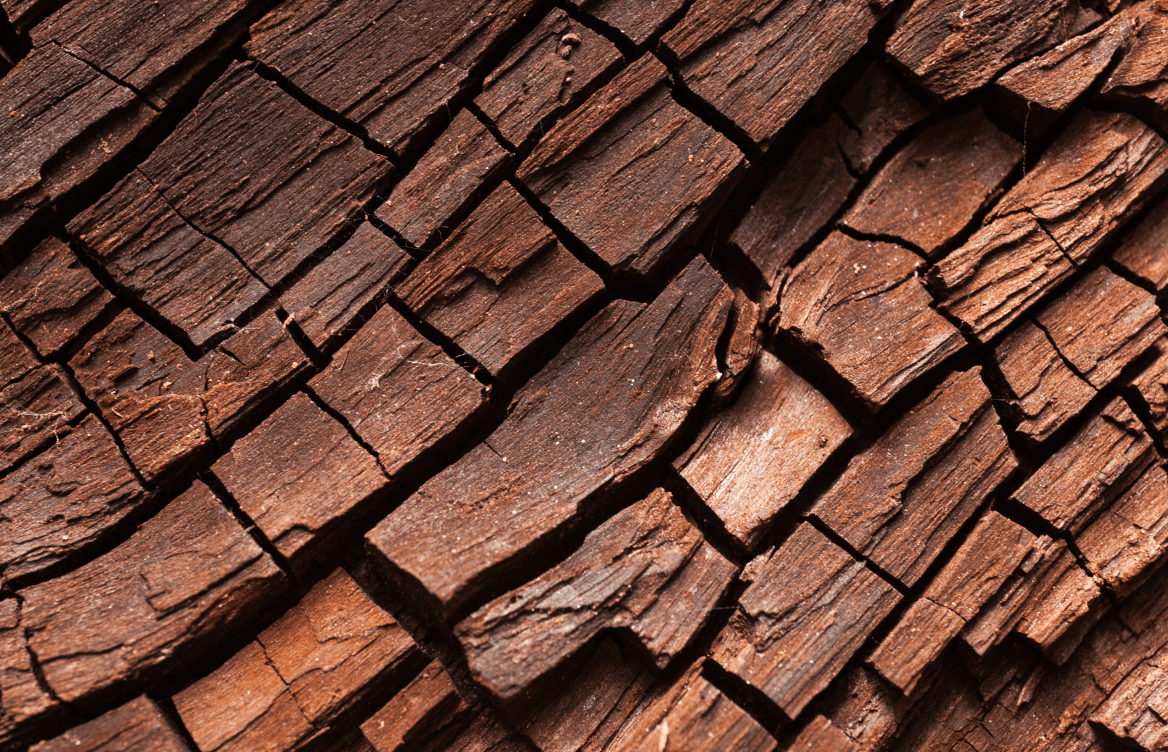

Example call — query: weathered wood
[212,393,389,574]
[709,289,760,409]
[660,0,884,151]
[30,0,267,108]
[0,364,84,475]
[308,304,487,476]
[0,599,57,734]
[0,0,52,34]
[1035,266,1166,389]
[396,183,604,383]
[963,535,1105,664]
[929,211,1073,344]
[174,568,421,752]
[987,110,1168,264]
[1099,2,1168,130]
[516,55,745,282]
[1133,339,1168,438]
[712,523,901,718]
[0,319,38,388]
[0,236,114,359]
[810,368,1017,587]
[776,232,965,410]
[246,0,539,159]
[69,310,212,484]
[374,109,512,251]
[514,637,653,752]
[993,11,1136,131]
[475,9,623,152]
[137,62,392,287]
[69,170,268,349]
[886,0,1080,101]
[1076,461,1168,598]
[1013,397,1155,535]
[727,114,856,288]
[367,257,732,617]
[789,716,860,752]
[1092,654,1168,751]
[992,320,1096,444]
[674,350,851,549]
[835,62,929,176]
[602,663,778,752]
[0,413,145,585]
[454,488,735,705]
[821,666,909,752]
[360,660,471,752]
[279,223,412,353]
[21,481,286,704]
[0,44,156,255]
[566,0,683,47]
[840,107,1021,257]
[30,696,189,752]
[1111,194,1168,295]
[868,512,1036,695]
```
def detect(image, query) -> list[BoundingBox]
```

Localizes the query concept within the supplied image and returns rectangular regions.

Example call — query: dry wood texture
[8,1,1168,750]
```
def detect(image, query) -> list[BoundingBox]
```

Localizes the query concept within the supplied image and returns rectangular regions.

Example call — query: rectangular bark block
[712,523,900,718]
[1077,461,1168,598]
[0,364,85,476]
[174,568,421,752]
[279,222,412,353]
[1099,3,1168,130]
[395,182,604,383]
[454,489,735,705]
[661,0,884,150]
[810,368,1017,587]
[777,232,965,410]
[360,660,471,752]
[835,61,929,175]
[674,349,852,549]
[516,54,745,282]
[367,257,732,617]
[0,413,145,585]
[138,62,393,287]
[30,696,188,752]
[308,304,487,476]
[475,8,622,152]
[0,236,114,359]
[374,109,512,251]
[212,392,389,574]
[246,0,539,159]
[21,481,286,705]
[1111,193,1168,295]
[69,170,269,350]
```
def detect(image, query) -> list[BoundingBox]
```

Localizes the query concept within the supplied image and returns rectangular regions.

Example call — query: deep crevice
[202,470,297,585]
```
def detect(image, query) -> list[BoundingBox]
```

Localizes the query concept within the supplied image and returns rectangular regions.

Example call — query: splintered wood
[11,0,1168,749]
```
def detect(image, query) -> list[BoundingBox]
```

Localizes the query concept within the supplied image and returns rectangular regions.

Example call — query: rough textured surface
[396,183,604,383]
[516,55,745,282]
[836,62,929,176]
[777,232,965,410]
[454,489,735,704]
[375,109,512,252]
[566,0,684,47]
[712,523,901,718]
[1111,194,1168,295]
[368,257,732,616]
[0,363,84,476]
[1099,2,1168,129]
[674,350,851,548]
[29,696,189,752]
[360,660,470,752]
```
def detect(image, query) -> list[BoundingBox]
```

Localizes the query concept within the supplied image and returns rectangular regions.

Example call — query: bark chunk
[1099,3,1168,130]
[810,368,1017,587]
[711,523,901,718]
[69,170,268,349]
[1092,654,1168,751]
[789,717,861,752]
[308,305,487,476]
[836,62,929,175]
[21,481,286,704]
[367,257,732,616]
[886,0,1080,101]
[566,0,684,47]
[29,696,188,752]
[396,183,604,383]
[475,9,623,152]
[776,232,964,410]
[516,55,745,283]
[0,236,114,359]
[212,393,389,575]
[0,364,84,475]
[1111,194,1168,295]
[660,0,884,150]
[246,0,539,159]
[1133,339,1168,438]
[374,109,512,252]
[0,414,146,585]
[840,108,1021,257]
[674,350,852,549]
[454,489,735,704]
[279,223,412,354]
[174,568,421,752]
[137,62,392,287]
[360,660,471,752]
